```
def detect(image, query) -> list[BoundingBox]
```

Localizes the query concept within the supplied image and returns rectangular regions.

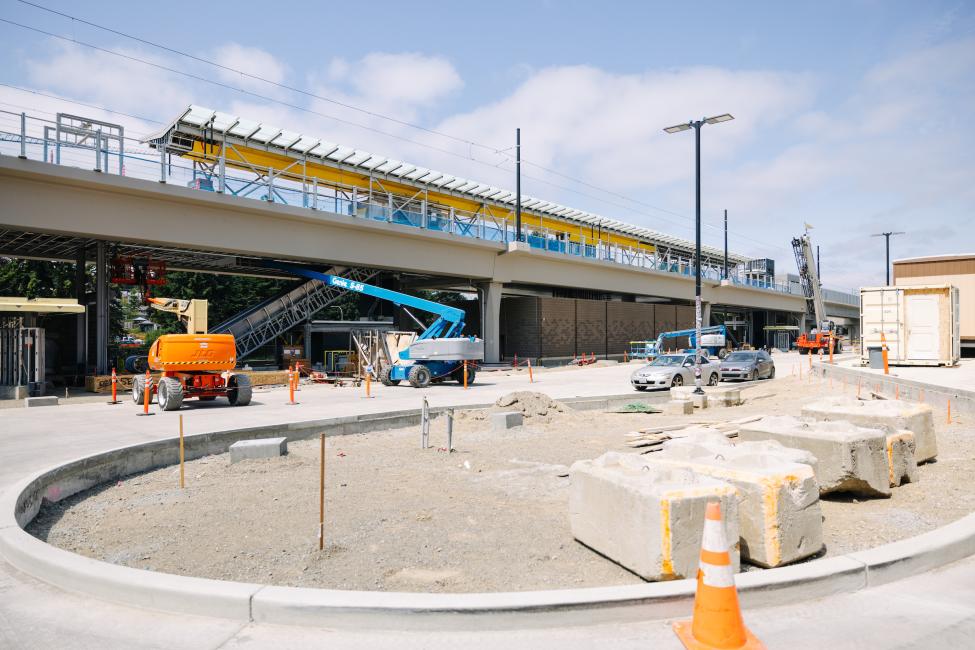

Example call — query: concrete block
[569,452,739,581]
[670,386,740,407]
[715,389,742,407]
[23,396,58,408]
[739,416,892,498]
[801,397,937,463]
[689,393,708,409]
[653,434,823,568]
[490,411,523,430]
[886,430,918,488]
[663,400,694,416]
[229,437,287,464]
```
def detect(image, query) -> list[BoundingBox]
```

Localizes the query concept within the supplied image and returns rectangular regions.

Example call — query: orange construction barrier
[287,368,298,405]
[673,502,764,650]
[136,370,154,417]
[107,368,121,404]
[880,332,890,375]
[463,360,468,389]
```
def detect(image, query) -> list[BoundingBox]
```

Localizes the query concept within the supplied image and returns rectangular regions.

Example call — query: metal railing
[0,109,860,307]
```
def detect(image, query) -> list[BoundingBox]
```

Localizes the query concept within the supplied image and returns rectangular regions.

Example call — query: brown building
[893,254,975,355]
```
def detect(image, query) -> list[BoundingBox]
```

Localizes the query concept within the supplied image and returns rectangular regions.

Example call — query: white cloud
[325,52,462,109]
[211,44,288,89]
[24,40,192,120]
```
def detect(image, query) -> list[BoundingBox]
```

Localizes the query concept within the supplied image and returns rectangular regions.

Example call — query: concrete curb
[813,361,975,415]
[2,394,974,630]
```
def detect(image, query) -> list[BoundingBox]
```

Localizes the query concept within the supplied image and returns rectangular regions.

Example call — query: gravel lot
[28,372,975,592]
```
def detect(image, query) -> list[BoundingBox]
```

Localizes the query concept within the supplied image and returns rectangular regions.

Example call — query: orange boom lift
[112,256,251,410]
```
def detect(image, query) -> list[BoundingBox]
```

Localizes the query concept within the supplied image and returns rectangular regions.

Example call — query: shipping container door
[906,294,940,360]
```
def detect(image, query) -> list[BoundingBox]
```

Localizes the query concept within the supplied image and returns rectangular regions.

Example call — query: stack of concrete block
[649,434,823,568]
[801,397,937,463]
[569,452,739,581]
[739,416,892,497]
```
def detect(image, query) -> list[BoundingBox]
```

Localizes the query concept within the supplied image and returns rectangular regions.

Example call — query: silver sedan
[630,354,720,391]
[719,350,776,382]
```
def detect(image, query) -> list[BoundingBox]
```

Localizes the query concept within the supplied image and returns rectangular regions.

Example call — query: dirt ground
[29,372,975,593]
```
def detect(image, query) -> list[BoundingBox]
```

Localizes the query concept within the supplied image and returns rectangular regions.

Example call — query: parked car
[630,353,719,391]
[718,350,775,382]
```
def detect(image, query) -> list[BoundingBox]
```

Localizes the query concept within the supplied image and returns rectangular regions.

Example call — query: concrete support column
[479,281,503,363]
[75,246,87,375]
[702,301,712,327]
[95,241,109,375]
[303,323,312,368]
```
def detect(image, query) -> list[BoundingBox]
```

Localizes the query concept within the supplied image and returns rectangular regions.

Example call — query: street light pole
[664,114,734,395]
[871,231,905,285]
[515,128,522,242]
[723,209,728,280]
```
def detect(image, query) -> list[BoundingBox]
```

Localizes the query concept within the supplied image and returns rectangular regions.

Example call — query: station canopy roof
[146,105,752,263]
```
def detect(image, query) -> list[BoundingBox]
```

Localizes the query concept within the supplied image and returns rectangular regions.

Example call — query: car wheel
[708,373,719,386]
[768,366,776,379]
[750,369,758,382]
[671,374,683,387]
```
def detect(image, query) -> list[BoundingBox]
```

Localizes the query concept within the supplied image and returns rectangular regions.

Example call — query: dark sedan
[718,350,775,382]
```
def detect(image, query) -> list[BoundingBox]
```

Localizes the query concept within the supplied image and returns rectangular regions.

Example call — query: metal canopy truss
[144,105,750,271]
[213,266,381,360]
[0,229,296,278]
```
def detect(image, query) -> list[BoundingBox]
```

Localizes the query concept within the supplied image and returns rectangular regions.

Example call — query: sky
[1,0,974,292]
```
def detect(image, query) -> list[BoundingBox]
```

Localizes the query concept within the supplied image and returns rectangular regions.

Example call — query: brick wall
[575,299,607,356]
[500,297,540,358]
[539,297,576,358]
[607,302,656,355]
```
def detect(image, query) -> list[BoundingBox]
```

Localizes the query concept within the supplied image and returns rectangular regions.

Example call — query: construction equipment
[636,325,732,360]
[792,230,836,354]
[131,296,251,410]
[263,262,483,388]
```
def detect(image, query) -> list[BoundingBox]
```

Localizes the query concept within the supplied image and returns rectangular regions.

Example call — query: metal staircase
[212,266,380,360]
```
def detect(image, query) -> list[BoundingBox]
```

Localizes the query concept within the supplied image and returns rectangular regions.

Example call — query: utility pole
[663,114,734,395]
[871,231,905,285]
[723,209,728,280]
[817,245,820,278]
[515,128,521,242]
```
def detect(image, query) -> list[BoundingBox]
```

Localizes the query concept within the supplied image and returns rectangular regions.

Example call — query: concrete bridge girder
[0,157,857,364]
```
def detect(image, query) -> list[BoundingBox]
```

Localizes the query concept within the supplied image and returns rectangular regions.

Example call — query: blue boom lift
[263,262,483,388]
[632,325,731,360]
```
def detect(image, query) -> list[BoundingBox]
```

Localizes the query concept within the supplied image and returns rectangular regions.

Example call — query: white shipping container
[859,285,960,366]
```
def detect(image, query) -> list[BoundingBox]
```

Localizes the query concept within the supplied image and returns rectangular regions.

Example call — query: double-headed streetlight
[664,113,734,395]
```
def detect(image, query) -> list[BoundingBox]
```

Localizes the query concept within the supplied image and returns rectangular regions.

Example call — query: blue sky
[2,0,974,291]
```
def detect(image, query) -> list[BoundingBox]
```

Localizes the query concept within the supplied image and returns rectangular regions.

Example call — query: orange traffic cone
[673,502,764,650]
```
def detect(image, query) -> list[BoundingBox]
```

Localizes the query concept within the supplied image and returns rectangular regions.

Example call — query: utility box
[860,285,960,367]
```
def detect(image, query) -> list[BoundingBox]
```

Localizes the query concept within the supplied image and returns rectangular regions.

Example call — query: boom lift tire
[132,375,152,405]
[452,365,475,385]
[718,348,729,360]
[408,365,432,388]
[227,374,252,406]
[157,377,184,411]
[379,366,400,386]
